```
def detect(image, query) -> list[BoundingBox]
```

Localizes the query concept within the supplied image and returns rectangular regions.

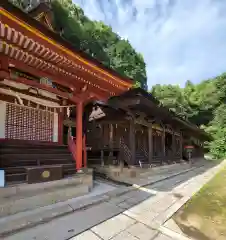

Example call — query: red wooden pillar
[76,101,83,170]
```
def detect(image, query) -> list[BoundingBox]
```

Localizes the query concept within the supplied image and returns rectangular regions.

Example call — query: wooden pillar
[172,132,176,160]
[101,150,104,167]
[76,101,83,170]
[180,132,183,160]
[148,124,153,164]
[99,124,104,166]
[83,135,87,168]
[109,123,114,151]
[129,119,136,165]
[162,127,166,159]
[58,109,63,144]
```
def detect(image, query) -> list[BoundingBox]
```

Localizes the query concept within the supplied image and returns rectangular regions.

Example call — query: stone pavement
[69,161,225,240]
[4,160,224,240]
[0,160,207,237]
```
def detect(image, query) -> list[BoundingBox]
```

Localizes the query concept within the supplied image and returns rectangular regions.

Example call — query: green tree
[51,0,147,88]
[206,105,226,159]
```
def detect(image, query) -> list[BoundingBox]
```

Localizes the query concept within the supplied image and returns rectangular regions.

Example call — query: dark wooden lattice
[5,103,54,141]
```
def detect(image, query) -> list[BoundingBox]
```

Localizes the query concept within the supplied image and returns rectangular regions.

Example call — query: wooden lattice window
[5,103,54,141]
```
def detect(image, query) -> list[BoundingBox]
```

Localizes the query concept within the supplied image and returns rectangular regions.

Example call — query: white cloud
[73,0,226,88]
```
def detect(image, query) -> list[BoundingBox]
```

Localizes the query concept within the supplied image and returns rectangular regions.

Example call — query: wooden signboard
[26,165,63,184]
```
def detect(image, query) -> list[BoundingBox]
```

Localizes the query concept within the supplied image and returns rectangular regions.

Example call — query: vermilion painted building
[0,1,133,185]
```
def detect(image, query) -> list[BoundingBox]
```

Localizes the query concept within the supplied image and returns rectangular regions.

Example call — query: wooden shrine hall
[0,1,209,187]
[82,88,209,169]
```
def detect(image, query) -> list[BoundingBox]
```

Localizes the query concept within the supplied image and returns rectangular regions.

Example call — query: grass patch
[173,165,226,240]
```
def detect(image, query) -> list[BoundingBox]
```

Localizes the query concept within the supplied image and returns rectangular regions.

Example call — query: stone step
[0,172,93,218]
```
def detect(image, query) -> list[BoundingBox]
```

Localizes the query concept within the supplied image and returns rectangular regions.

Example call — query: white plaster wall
[53,112,58,142]
[0,101,6,138]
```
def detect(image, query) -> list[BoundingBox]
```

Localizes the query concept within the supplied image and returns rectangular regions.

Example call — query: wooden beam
[0,82,60,103]
[0,54,9,70]
[162,126,166,164]
[148,124,153,164]
[111,97,140,108]
[7,57,83,90]
[8,58,110,101]
[129,119,136,165]
[0,70,76,102]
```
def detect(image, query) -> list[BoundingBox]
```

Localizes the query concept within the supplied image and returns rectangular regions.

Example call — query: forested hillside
[151,75,226,158]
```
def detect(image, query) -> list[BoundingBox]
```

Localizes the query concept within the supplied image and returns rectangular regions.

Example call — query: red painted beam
[1,13,132,92]
[0,69,77,102]
[7,58,110,100]
[7,57,83,90]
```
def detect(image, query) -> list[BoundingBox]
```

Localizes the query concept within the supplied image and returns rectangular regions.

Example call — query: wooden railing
[68,129,76,163]
[140,143,148,159]
[67,128,88,168]
[119,137,132,166]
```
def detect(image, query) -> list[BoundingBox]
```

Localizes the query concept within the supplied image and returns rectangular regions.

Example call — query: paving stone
[154,233,173,240]
[151,200,188,228]
[110,230,138,240]
[5,202,122,240]
[91,214,136,240]
[149,195,177,214]
[109,194,131,205]
[163,219,183,235]
[126,192,152,205]
[0,203,73,236]
[70,230,101,240]
[125,194,166,215]
[126,222,158,240]
[105,187,133,198]
[124,210,159,227]
[69,194,109,211]
[117,201,135,210]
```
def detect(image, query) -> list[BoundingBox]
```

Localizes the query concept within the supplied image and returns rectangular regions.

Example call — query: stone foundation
[0,169,93,218]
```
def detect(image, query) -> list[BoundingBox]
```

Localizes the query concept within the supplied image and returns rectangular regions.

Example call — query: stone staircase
[0,140,76,185]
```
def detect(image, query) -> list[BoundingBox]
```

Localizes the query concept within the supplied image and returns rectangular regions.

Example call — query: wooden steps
[0,141,76,184]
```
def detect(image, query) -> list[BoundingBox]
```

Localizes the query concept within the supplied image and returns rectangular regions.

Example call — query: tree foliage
[52,0,147,89]
[151,74,226,159]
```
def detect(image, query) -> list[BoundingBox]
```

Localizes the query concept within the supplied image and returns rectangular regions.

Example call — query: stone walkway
[70,162,224,240]
[4,160,224,240]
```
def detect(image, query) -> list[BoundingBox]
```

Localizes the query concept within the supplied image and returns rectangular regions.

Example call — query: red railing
[67,129,88,169]
[68,134,77,162]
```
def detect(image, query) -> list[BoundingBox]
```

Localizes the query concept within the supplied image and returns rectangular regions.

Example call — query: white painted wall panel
[0,101,6,138]
[53,112,58,142]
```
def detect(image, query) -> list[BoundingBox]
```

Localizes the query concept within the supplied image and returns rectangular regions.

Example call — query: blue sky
[73,0,226,88]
